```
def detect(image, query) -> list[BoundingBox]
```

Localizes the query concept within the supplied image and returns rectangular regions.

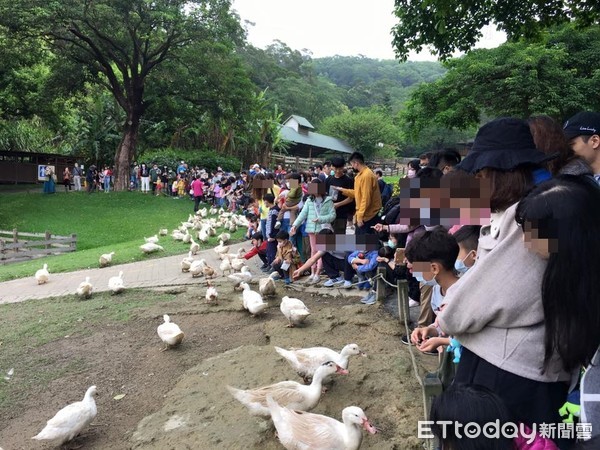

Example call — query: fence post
[12,228,18,253]
[71,234,77,251]
[396,279,410,328]
[376,266,386,302]
[45,230,51,249]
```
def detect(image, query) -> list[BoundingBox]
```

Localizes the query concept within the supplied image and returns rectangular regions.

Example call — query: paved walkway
[0,242,250,305]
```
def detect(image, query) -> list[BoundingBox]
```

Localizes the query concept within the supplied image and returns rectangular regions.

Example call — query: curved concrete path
[0,242,248,305]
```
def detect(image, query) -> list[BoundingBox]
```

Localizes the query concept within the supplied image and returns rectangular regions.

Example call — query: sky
[231,0,506,61]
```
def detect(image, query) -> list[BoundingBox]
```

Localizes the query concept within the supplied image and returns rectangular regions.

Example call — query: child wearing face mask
[274,173,303,230]
[451,225,481,275]
[405,227,460,355]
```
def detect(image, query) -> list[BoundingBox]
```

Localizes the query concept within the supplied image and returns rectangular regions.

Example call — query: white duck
[259,272,278,297]
[218,232,231,243]
[227,361,348,417]
[228,266,253,288]
[158,228,168,236]
[98,251,115,268]
[189,259,206,278]
[35,263,49,285]
[220,256,233,276]
[198,227,210,243]
[206,283,218,302]
[31,386,98,446]
[267,396,377,450]
[198,207,208,218]
[240,282,268,316]
[275,344,366,384]
[172,230,185,241]
[157,314,185,351]
[229,222,238,233]
[223,248,246,260]
[189,238,200,255]
[209,206,218,215]
[230,258,246,272]
[140,242,164,254]
[108,271,125,294]
[280,296,311,327]
[144,235,159,244]
[76,277,94,299]
[182,232,192,244]
[181,251,194,272]
[214,240,229,255]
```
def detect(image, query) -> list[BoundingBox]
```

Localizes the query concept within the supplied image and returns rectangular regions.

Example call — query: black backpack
[381,182,393,206]
[382,195,400,224]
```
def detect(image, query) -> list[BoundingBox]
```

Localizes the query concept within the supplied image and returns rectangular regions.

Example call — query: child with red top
[243,232,269,269]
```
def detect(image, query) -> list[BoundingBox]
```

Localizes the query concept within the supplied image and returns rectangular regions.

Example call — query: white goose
[259,272,278,297]
[218,232,231,243]
[35,263,49,285]
[275,344,366,384]
[158,228,168,236]
[229,222,237,233]
[228,266,253,288]
[209,206,218,215]
[144,235,159,244]
[181,251,194,272]
[157,314,184,351]
[172,230,185,241]
[98,251,115,268]
[189,238,200,255]
[267,397,377,450]
[76,277,94,299]
[140,242,164,254]
[32,386,98,446]
[182,232,192,244]
[240,282,268,316]
[227,361,347,417]
[280,296,311,327]
[108,271,125,294]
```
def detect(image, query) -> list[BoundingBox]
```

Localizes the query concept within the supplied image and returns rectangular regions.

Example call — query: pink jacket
[191,179,203,197]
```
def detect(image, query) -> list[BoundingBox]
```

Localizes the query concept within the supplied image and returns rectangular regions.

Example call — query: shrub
[138,148,241,172]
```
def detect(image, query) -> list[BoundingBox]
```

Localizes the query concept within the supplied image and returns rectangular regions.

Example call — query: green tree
[392,0,600,60]
[1,0,244,190]
[320,107,402,159]
[402,32,593,133]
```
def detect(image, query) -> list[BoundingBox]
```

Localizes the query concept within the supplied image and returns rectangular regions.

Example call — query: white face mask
[407,169,416,178]
[285,182,290,189]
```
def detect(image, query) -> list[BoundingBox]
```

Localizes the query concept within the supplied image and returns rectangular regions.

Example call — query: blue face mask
[330,170,335,176]
[412,272,438,286]
[387,239,396,249]
[454,251,473,275]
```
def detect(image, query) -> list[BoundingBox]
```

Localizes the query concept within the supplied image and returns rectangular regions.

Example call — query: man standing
[150,164,161,194]
[332,152,381,235]
[563,111,600,184]
[325,156,355,234]
[72,162,83,191]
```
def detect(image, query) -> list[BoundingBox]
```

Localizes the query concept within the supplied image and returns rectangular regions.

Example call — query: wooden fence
[271,154,410,177]
[0,229,77,265]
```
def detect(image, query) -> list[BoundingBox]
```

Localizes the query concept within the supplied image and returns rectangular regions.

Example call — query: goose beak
[362,418,378,434]
[360,351,367,357]
[335,365,349,375]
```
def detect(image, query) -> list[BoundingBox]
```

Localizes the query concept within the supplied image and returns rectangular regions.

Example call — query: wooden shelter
[0,151,78,184]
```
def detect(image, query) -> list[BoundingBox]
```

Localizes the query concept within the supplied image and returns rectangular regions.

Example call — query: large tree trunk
[113,106,142,191]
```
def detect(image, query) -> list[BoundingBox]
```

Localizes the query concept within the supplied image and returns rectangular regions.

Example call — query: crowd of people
[55,110,600,448]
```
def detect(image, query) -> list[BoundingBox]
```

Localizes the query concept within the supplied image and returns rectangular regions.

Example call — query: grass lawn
[0,191,244,282]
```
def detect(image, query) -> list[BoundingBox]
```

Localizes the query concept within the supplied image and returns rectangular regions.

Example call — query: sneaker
[400,334,414,346]
[360,291,376,305]
[260,263,269,269]
[333,278,346,286]
[341,280,353,289]
[323,277,342,287]
[261,265,272,273]
[362,282,372,291]
[284,278,291,285]
[309,274,320,284]
[408,298,420,308]
[274,221,281,229]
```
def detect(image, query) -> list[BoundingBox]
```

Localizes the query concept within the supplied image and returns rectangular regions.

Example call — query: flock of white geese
[29,206,377,449]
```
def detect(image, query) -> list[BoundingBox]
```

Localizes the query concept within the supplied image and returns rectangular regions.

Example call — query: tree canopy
[391,0,600,60]
[401,24,600,134]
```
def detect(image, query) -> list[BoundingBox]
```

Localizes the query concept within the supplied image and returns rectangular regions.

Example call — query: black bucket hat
[456,117,556,174]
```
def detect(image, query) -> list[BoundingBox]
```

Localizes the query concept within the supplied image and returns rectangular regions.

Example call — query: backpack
[382,195,400,224]
[381,182,393,206]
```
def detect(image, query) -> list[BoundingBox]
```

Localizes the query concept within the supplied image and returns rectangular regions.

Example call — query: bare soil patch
[0,282,434,449]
